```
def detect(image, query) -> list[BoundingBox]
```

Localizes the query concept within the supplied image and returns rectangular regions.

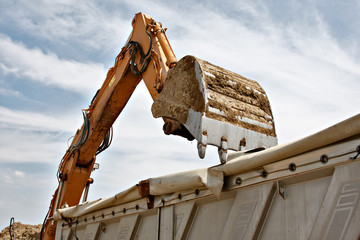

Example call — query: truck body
[54,115,360,239]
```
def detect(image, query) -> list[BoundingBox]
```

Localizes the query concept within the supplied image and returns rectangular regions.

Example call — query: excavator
[40,12,277,239]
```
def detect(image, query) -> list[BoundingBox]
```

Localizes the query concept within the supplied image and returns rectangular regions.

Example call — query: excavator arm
[41,13,181,239]
[41,12,277,239]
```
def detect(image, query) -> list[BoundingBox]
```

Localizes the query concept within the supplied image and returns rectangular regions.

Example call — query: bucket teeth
[197,131,208,159]
[218,137,228,164]
[152,55,278,162]
[197,142,207,159]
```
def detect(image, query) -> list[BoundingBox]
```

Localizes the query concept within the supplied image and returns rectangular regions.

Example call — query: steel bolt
[235,177,242,185]
[320,154,328,164]
[289,163,296,172]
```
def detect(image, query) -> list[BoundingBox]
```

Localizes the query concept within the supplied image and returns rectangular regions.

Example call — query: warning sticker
[109,75,116,87]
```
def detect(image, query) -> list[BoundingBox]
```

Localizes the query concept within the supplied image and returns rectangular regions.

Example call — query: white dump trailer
[53,114,360,240]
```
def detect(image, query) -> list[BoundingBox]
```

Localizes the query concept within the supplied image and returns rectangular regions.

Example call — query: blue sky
[0,0,359,229]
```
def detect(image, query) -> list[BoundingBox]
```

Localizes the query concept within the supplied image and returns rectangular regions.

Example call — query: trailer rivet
[320,154,328,164]
[261,170,268,178]
[235,177,242,185]
[289,163,296,172]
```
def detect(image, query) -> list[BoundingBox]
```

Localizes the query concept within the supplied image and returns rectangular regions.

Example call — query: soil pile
[0,222,42,240]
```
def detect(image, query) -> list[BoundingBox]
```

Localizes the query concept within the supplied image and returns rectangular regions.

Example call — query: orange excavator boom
[41,13,179,239]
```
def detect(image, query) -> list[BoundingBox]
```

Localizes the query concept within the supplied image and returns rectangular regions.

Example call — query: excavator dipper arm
[41,13,177,240]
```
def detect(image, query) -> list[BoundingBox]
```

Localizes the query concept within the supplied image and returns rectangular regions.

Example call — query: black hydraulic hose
[96,126,113,156]
[128,27,153,75]
[70,110,90,153]
[40,209,50,240]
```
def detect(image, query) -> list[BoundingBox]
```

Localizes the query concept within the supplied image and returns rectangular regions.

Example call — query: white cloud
[0,103,91,164]
[14,170,26,178]
[0,35,106,94]
[1,0,131,51]
[0,86,45,105]
[0,88,22,97]
[0,128,68,164]
[0,105,79,132]
[3,173,14,184]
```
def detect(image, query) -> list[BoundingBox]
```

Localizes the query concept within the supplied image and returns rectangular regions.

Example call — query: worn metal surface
[309,161,360,240]
[55,163,360,239]
[55,163,360,240]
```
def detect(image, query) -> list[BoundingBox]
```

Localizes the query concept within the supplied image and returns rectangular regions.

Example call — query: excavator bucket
[152,55,277,163]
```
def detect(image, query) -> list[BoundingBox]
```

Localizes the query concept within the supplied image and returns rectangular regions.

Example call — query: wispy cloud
[0,88,22,98]
[0,104,82,164]
[0,129,68,164]
[0,35,106,94]
[0,86,45,105]
[0,0,131,51]
[0,105,78,132]
[14,170,26,178]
